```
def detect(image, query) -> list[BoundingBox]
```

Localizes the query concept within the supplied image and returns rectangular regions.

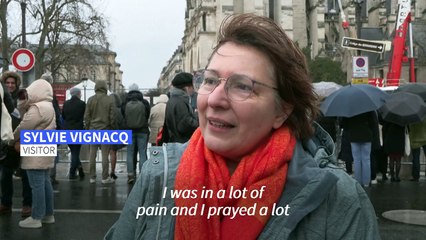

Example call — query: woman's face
[5,77,17,93]
[197,42,291,160]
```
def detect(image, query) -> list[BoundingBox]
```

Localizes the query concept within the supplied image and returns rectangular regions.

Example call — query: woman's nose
[207,81,230,108]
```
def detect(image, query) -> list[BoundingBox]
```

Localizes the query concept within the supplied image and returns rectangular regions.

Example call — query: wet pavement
[1,149,426,240]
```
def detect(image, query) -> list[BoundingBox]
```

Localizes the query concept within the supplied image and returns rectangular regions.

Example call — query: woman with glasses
[106,14,380,240]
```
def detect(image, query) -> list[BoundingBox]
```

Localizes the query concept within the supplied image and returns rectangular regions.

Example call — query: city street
[1,151,425,240]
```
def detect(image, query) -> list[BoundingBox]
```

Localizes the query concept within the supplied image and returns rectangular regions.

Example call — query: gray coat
[105,124,380,240]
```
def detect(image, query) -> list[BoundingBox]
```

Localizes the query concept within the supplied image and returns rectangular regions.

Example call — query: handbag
[404,127,411,157]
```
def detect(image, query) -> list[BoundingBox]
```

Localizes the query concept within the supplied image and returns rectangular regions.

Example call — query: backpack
[125,99,146,129]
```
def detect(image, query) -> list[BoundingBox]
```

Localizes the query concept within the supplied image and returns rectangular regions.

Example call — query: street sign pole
[342,37,385,53]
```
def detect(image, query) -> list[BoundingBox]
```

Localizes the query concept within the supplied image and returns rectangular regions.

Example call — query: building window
[379,69,384,79]
[202,12,207,31]
[269,0,274,20]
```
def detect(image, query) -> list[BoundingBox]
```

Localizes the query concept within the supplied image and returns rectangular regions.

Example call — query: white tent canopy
[65,79,111,103]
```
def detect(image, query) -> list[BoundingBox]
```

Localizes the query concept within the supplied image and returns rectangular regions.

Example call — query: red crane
[386,0,415,86]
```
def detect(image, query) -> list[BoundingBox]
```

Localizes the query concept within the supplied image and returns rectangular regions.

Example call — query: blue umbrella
[320,84,390,117]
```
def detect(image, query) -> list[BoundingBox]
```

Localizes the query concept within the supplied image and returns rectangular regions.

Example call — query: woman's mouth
[208,119,234,129]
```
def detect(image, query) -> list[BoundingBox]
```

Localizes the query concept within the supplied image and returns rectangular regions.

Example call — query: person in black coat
[341,111,375,187]
[382,121,405,182]
[62,87,86,179]
[165,72,199,143]
[0,72,32,218]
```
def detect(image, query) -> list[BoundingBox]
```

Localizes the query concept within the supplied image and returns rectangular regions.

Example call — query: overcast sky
[104,0,186,89]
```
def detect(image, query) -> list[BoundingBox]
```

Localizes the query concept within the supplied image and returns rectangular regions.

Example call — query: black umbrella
[320,84,389,117]
[396,83,426,101]
[379,92,426,126]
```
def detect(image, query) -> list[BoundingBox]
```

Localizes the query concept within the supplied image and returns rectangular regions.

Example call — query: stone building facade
[54,44,124,93]
[158,0,426,88]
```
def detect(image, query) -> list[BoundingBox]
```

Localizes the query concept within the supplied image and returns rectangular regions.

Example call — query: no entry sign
[11,48,35,72]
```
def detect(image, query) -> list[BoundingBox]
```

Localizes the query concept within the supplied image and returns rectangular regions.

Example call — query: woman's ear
[273,101,293,129]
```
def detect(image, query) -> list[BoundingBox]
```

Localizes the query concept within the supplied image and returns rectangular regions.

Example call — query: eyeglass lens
[195,70,254,101]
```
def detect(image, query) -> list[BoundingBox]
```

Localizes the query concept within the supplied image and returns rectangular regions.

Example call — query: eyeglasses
[193,70,278,101]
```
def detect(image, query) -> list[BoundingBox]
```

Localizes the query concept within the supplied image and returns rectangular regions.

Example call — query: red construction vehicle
[337,0,415,87]
[385,0,415,86]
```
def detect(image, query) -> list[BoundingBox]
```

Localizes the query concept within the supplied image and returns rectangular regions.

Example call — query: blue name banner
[20,130,132,145]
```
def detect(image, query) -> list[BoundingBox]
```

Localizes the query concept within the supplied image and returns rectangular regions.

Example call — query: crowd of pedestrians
[319,110,426,186]
[0,65,203,228]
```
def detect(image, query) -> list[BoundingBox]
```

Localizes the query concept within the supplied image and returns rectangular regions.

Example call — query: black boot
[389,159,396,182]
[78,166,85,179]
[69,167,77,179]
[395,160,401,182]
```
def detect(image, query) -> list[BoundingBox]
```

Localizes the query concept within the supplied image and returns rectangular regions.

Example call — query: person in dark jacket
[109,93,125,180]
[0,72,32,218]
[342,111,375,187]
[62,87,86,179]
[165,72,199,143]
[122,84,150,184]
[382,121,405,182]
[317,113,337,142]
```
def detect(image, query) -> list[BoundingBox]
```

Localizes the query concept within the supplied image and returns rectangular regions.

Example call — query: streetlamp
[19,0,28,87]
[82,77,88,102]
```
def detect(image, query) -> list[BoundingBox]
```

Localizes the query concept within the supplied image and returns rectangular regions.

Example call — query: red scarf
[174,126,296,240]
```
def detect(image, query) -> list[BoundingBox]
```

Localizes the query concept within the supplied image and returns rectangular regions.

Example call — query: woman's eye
[232,82,252,92]
[204,77,218,85]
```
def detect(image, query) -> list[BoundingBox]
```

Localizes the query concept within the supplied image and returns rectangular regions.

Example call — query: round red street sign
[11,48,35,72]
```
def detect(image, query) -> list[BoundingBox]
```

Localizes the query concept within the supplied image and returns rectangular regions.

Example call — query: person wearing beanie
[40,72,53,84]
[171,72,193,89]
[62,87,86,180]
[164,72,199,143]
[69,87,81,97]
[122,83,151,184]
[128,83,139,92]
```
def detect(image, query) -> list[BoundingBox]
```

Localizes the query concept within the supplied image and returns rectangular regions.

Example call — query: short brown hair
[209,13,318,139]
